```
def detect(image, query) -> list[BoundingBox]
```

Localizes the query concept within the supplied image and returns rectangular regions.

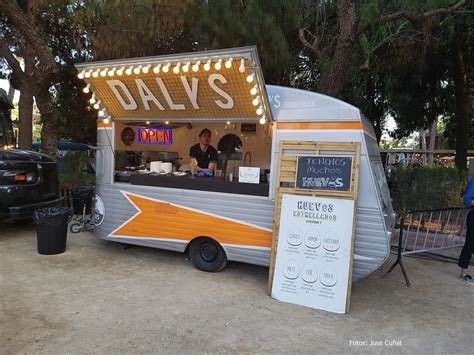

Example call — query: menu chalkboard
[296,156,353,192]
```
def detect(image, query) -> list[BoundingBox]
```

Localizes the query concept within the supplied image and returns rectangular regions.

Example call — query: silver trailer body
[94,85,395,282]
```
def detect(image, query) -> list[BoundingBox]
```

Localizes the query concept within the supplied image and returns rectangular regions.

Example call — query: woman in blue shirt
[459,178,474,284]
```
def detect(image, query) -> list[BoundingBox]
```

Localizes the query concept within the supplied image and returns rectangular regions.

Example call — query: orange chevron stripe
[114,193,272,248]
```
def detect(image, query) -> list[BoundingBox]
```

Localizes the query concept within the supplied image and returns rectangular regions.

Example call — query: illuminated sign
[138,128,172,145]
[75,47,272,123]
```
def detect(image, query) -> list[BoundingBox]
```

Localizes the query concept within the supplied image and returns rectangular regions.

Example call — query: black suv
[0,89,62,220]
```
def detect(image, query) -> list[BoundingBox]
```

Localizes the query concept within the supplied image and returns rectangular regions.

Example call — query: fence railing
[384,207,469,287]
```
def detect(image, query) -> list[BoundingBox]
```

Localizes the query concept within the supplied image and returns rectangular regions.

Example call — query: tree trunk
[419,129,427,164]
[17,45,35,151]
[452,47,469,171]
[427,118,437,164]
[323,0,357,97]
[34,83,59,157]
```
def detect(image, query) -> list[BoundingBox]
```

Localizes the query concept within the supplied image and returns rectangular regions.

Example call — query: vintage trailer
[76,47,394,281]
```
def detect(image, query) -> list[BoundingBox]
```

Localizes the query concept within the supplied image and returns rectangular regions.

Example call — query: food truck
[75,46,395,281]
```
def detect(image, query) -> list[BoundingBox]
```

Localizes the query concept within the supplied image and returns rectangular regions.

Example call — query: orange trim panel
[97,122,113,128]
[114,194,272,248]
[276,121,376,139]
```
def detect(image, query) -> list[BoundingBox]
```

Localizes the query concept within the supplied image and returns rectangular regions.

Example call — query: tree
[0,0,61,156]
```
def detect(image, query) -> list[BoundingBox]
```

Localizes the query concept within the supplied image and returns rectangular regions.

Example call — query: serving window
[113,121,273,196]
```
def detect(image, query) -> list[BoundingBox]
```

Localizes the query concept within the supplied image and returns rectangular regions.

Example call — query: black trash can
[34,207,73,255]
[71,187,94,215]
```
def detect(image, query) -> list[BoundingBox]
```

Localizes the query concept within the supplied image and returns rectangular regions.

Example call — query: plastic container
[34,207,73,255]
[72,186,94,215]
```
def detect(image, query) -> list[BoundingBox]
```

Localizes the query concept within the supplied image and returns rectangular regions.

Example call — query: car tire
[189,237,227,272]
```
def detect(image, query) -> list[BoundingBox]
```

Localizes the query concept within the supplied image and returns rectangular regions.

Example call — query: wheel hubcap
[200,242,218,262]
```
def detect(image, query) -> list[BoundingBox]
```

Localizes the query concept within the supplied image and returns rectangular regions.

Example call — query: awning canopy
[75,46,272,124]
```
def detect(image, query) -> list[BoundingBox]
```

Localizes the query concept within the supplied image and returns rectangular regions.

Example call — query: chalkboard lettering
[296,156,352,192]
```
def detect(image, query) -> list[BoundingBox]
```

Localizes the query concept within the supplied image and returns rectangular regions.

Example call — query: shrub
[59,151,95,187]
[388,166,467,213]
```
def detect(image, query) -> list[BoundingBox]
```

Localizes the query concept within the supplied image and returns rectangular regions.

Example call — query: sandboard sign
[296,156,353,192]
[271,194,355,314]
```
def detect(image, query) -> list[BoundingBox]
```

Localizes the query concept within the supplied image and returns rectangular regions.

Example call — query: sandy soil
[1,220,472,354]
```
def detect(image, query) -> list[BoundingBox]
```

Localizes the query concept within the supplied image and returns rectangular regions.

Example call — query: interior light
[82,84,90,93]
[93,100,101,110]
[204,60,211,71]
[259,117,266,125]
[163,63,171,73]
[173,63,181,74]
[125,66,133,75]
[146,121,150,125]
[84,70,92,78]
[133,66,142,74]
[256,106,263,115]
[252,97,260,106]
[250,86,258,95]
[92,69,100,78]
[182,62,190,73]
[153,64,161,74]
[192,61,200,72]
[226,121,231,125]
[142,65,150,73]
[100,69,107,77]
[89,93,96,104]
[246,74,254,83]
[116,67,125,76]
[77,70,85,79]
[165,121,169,125]
[103,118,110,124]
[239,58,245,73]
[225,57,233,69]
[214,59,222,70]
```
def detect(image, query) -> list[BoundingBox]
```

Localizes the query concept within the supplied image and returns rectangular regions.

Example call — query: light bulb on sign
[259,117,266,125]
[84,70,92,78]
[182,62,190,72]
[100,69,107,77]
[204,60,211,71]
[142,65,150,73]
[250,85,258,95]
[125,66,133,75]
[82,84,90,93]
[192,61,200,72]
[93,101,101,110]
[133,66,142,74]
[103,118,110,124]
[99,108,106,117]
[92,69,100,78]
[256,106,263,116]
[116,67,125,76]
[225,57,233,69]
[246,74,254,83]
[153,64,161,74]
[252,97,260,106]
[163,63,171,73]
[173,63,181,74]
[239,58,245,73]
[89,94,96,104]
[214,59,222,70]
[77,71,85,79]
[107,68,115,77]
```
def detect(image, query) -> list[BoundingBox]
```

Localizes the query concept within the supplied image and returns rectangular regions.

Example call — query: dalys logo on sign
[138,128,172,145]
[296,156,353,192]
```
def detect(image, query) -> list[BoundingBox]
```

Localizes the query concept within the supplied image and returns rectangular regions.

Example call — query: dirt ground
[1,220,472,354]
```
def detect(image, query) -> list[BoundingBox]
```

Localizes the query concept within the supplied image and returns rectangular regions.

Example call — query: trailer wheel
[189,237,227,272]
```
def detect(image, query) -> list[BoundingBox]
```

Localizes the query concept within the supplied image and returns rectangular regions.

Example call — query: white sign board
[238,167,260,184]
[271,194,355,314]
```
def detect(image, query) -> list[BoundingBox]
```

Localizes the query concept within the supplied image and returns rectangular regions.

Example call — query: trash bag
[34,207,73,255]
[71,186,93,215]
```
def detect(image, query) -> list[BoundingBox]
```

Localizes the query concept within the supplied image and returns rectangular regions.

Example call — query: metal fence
[384,207,469,287]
